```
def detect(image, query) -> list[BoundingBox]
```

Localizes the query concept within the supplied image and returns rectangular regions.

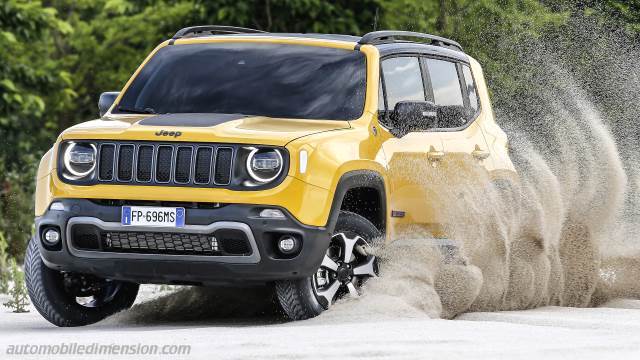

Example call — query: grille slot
[117,145,135,181]
[194,147,213,184]
[174,147,193,183]
[155,146,173,182]
[136,145,154,182]
[214,148,233,185]
[98,144,115,180]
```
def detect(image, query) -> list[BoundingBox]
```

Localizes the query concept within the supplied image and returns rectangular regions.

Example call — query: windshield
[114,43,366,120]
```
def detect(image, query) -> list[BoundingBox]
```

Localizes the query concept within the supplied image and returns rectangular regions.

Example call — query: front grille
[103,231,252,256]
[70,224,252,256]
[105,232,219,255]
[96,141,236,187]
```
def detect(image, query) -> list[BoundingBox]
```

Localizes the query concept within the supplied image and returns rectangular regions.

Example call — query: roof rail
[172,25,266,40]
[358,30,463,51]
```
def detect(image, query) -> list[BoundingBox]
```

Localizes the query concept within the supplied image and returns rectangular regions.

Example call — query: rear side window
[381,57,425,110]
[425,58,464,107]
[462,65,479,113]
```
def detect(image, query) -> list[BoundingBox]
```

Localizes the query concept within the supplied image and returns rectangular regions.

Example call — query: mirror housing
[389,101,438,137]
[98,92,119,117]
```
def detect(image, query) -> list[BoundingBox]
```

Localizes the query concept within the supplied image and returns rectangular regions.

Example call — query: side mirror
[98,92,119,117]
[389,101,438,137]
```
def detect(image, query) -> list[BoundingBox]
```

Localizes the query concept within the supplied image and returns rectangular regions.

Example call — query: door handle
[471,145,490,160]
[427,146,445,161]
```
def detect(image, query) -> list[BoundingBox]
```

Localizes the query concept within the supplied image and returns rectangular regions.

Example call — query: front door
[378,56,449,239]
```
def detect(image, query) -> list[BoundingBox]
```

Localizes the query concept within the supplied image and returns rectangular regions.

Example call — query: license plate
[121,206,185,228]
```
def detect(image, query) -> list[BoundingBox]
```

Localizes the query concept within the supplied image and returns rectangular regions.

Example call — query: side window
[462,65,479,113]
[381,57,425,111]
[425,58,464,107]
[425,58,469,129]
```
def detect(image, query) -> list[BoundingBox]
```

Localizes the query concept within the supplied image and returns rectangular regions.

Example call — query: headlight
[63,142,97,179]
[245,147,283,183]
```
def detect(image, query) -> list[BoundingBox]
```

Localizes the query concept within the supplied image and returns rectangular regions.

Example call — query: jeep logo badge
[155,130,182,138]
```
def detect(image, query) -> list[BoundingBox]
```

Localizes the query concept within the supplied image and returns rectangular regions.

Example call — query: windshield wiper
[117,106,158,115]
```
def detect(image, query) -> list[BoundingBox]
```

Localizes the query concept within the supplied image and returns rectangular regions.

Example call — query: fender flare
[325,170,387,233]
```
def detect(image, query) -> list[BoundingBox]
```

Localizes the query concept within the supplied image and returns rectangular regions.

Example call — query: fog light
[278,236,299,254]
[43,228,61,246]
[259,209,285,219]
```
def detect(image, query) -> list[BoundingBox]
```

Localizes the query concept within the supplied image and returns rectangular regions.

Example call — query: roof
[170,26,467,60]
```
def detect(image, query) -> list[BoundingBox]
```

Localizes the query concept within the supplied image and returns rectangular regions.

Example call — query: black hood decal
[138,113,248,127]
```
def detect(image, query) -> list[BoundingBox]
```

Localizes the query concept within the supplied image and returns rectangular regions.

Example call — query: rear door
[422,57,492,207]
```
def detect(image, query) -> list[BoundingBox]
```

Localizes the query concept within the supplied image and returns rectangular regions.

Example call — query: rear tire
[276,211,381,320]
[24,237,139,327]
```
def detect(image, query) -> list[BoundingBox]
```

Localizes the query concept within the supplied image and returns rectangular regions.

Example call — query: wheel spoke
[346,282,360,298]
[337,233,360,263]
[317,280,341,307]
[321,255,339,272]
[353,256,377,278]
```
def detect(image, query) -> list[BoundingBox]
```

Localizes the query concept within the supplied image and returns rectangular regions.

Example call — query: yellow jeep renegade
[25,26,515,326]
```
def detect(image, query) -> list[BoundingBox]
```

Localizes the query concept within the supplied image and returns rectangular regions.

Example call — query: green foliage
[0,232,9,294]
[0,0,74,259]
[1,0,639,260]
[2,258,30,313]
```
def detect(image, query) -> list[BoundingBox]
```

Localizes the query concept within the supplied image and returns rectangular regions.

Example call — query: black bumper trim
[36,199,331,285]
[66,217,261,263]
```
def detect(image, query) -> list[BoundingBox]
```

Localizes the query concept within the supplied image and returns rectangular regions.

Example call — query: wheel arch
[325,170,387,235]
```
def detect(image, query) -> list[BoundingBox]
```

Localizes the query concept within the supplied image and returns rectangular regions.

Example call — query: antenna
[373,8,379,31]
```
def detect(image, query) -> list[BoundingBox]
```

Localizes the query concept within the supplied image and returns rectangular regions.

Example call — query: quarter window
[425,58,464,107]
[378,80,385,112]
[381,57,425,110]
[462,65,479,113]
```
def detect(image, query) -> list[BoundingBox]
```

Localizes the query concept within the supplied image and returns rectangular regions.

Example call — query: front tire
[24,237,139,327]
[276,211,381,320]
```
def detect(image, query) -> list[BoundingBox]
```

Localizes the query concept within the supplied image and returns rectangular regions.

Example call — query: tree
[0,1,74,259]
[3,259,30,313]
[0,232,9,293]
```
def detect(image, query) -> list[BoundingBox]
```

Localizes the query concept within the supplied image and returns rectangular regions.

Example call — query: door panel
[381,129,447,238]
[379,56,448,238]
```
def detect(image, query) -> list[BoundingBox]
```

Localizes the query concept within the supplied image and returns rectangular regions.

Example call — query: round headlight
[246,148,283,183]
[63,142,97,178]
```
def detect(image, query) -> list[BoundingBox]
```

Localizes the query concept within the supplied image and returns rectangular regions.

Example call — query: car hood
[60,113,351,146]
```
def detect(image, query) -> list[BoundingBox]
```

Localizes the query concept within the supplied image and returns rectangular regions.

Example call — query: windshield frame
[109,38,374,121]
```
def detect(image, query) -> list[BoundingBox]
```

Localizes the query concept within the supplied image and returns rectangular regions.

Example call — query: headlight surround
[245,147,284,183]
[62,141,97,179]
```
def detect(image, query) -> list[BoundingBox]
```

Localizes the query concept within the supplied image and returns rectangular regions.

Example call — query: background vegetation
[0,0,638,263]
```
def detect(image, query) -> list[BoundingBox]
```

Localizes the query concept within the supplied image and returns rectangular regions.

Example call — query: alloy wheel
[313,232,378,307]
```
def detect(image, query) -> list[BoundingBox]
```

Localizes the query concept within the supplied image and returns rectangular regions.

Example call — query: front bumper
[36,199,331,285]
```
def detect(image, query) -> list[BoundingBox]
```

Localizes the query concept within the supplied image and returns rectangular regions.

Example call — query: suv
[25,26,515,327]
